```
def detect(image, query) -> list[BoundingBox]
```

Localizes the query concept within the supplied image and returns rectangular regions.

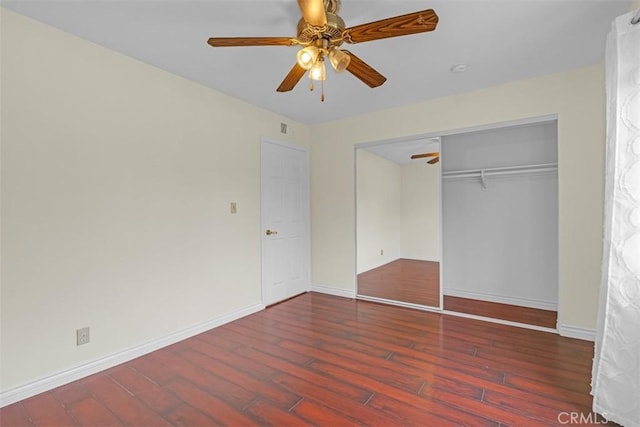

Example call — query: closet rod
[442,163,557,179]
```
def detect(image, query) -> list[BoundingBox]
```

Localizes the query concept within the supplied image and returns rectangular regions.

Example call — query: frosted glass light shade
[328,49,351,73]
[296,46,320,70]
[309,58,326,81]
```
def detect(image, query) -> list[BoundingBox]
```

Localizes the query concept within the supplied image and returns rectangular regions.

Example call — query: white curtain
[592,9,640,427]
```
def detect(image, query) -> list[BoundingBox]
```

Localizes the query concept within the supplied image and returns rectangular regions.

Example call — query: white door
[261,139,310,306]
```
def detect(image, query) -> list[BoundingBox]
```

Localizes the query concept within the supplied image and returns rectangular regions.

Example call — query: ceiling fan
[207,0,439,100]
[411,152,440,164]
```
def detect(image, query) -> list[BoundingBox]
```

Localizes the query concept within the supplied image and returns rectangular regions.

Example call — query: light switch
[230,202,237,214]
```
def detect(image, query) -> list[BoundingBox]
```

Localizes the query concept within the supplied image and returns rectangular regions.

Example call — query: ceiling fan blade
[410,152,439,159]
[297,0,327,27]
[344,9,438,44]
[277,63,307,92]
[207,37,296,47]
[343,51,387,88]
[427,157,440,165]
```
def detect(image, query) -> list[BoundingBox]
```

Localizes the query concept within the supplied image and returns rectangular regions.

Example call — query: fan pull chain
[321,80,325,102]
[310,80,314,91]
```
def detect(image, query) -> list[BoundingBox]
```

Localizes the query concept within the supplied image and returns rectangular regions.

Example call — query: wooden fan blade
[207,37,296,47]
[277,63,307,92]
[297,0,327,26]
[344,9,438,44]
[410,152,439,159]
[427,157,440,165]
[343,51,387,88]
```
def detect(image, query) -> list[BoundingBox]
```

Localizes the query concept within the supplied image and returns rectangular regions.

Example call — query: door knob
[266,229,278,236]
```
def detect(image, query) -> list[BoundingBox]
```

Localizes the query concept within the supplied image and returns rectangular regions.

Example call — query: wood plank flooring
[358,259,440,307]
[358,259,557,329]
[444,296,558,329]
[0,292,608,426]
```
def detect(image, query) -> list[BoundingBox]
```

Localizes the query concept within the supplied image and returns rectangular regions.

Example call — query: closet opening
[441,119,559,329]
[353,116,559,331]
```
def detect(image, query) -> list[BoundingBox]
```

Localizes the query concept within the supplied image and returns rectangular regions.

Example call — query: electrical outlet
[380,249,384,256]
[76,327,90,346]
[230,202,237,214]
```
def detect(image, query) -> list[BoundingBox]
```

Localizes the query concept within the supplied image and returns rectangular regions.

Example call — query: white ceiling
[1,0,631,125]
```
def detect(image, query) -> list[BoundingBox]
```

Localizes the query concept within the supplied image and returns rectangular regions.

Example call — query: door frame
[260,137,311,306]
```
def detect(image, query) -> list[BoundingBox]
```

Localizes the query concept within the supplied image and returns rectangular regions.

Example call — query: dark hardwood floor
[358,259,557,328]
[444,296,558,329]
[358,259,440,307]
[0,292,607,426]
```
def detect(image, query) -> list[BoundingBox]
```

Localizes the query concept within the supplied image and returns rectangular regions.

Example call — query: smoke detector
[450,63,468,73]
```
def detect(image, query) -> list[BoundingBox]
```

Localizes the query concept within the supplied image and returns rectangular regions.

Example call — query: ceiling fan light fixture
[328,48,351,73]
[208,2,439,94]
[296,46,320,70]
[309,57,326,81]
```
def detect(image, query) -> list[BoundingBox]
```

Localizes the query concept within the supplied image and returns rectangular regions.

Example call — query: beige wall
[356,151,440,274]
[356,150,401,273]
[400,162,440,262]
[1,9,310,392]
[310,64,606,331]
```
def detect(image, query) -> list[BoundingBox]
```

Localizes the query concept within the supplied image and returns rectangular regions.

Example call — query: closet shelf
[442,163,557,189]
[442,163,558,179]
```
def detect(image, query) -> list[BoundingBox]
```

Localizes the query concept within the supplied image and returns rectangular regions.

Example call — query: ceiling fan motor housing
[297,12,346,47]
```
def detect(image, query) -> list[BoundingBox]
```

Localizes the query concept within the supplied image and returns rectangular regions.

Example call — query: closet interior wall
[441,121,559,311]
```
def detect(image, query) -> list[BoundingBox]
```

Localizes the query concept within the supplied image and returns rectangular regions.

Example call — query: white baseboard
[442,309,558,334]
[310,283,356,299]
[0,302,264,408]
[558,324,596,341]
[443,288,558,311]
[357,294,443,312]
[398,256,440,263]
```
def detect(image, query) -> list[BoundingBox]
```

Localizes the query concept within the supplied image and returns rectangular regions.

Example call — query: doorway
[261,139,310,306]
